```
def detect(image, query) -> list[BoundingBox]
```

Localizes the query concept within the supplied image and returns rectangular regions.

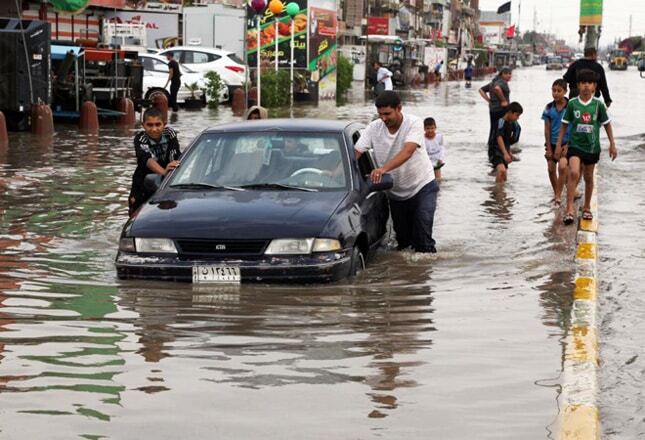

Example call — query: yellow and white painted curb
[559,183,600,440]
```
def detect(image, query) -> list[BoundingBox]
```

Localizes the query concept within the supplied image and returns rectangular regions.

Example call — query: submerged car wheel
[349,246,366,278]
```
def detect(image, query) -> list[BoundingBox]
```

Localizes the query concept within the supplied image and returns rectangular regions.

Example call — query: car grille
[176,239,269,256]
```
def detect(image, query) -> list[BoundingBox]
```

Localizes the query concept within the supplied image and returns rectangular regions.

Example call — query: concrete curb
[559,180,600,440]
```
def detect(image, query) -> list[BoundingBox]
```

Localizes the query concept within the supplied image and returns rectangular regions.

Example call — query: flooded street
[1,66,644,439]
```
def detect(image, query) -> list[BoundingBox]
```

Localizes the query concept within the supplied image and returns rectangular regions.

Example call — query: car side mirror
[144,174,163,193]
[366,173,393,193]
[639,60,645,76]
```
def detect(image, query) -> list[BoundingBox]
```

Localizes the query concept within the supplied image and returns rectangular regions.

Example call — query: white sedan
[139,53,229,104]
[157,46,247,95]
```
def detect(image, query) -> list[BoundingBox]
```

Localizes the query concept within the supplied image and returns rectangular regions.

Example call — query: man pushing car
[354,91,439,253]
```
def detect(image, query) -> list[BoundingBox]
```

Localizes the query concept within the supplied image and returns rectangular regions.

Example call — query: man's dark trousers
[389,180,439,252]
[169,82,180,111]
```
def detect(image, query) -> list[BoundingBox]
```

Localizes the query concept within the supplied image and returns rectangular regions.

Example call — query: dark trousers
[487,109,506,155]
[169,82,180,111]
[389,180,439,252]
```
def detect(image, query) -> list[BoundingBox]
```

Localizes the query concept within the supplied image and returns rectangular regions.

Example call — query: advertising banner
[246,0,308,69]
[580,0,603,26]
[367,17,389,35]
[104,11,179,47]
[308,5,337,99]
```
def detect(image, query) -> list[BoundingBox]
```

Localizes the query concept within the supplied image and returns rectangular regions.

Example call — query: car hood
[129,190,348,239]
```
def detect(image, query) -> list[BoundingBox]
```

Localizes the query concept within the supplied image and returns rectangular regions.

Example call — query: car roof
[203,119,358,134]
[159,46,233,55]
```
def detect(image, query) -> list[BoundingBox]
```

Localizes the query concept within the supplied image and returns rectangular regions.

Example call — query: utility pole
[629,14,632,38]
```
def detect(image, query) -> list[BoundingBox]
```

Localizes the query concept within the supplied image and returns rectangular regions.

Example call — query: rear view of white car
[157,46,247,97]
[139,54,228,105]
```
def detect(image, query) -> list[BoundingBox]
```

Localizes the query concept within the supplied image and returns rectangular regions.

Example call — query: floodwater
[0,66,643,439]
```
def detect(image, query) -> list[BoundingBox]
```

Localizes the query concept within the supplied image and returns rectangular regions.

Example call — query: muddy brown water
[0,66,643,439]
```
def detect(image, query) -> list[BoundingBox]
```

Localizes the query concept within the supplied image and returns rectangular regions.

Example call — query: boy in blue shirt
[542,79,572,205]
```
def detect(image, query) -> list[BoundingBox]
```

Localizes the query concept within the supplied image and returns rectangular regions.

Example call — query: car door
[348,126,390,246]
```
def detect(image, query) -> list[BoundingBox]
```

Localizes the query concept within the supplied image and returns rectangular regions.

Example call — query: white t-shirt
[424,133,445,167]
[355,112,433,200]
[377,67,393,91]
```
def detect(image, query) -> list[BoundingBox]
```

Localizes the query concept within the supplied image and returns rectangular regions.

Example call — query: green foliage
[184,81,200,99]
[336,53,353,100]
[205,71,222,108]
[260,69,291,108]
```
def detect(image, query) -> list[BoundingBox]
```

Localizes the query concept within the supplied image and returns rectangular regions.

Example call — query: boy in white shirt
[423,117,446,180]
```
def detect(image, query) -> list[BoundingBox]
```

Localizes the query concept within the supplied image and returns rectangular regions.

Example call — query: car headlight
[134,238,178,254]
[265,238,314,255]
[264,238,342,255]
[312,239,342,252]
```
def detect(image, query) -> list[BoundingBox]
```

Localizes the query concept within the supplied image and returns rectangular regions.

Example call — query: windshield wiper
[169,182,245,191]
[239,183,318,192]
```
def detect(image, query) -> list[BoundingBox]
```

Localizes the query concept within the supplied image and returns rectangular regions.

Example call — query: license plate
[192,265,241,283]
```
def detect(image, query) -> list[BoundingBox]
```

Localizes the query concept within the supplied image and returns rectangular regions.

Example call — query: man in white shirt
[373,61,393,93]
[355,91,439,253]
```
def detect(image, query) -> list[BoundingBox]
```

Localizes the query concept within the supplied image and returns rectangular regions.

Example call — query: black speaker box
[0,18,51,113]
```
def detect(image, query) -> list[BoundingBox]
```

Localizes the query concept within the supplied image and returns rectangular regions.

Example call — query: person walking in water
[423,117,446,180]
[563,47,612,107]
[542,79,572,205]
[164,52,182,112]
[491,102,523,184]
[479,67,512,154]
[354,91,439,253]
[557,69,617,225]
[434,60,444,81]
[373,61,393,96]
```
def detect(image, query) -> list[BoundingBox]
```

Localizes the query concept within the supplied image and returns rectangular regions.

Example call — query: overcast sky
[478,0,645,47]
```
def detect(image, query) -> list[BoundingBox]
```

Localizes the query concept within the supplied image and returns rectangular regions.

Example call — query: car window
[350,129,376,180]
[185,51,219,64]
[227,53,244,65]
[152,59,169,72]
[170,132,349,190]
[140,57,154,71]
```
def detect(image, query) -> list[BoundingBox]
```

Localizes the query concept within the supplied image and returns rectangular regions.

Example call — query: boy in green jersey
[556,69,617,225]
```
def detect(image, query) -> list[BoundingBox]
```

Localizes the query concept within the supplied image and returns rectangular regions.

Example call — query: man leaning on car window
[354,91,439,253]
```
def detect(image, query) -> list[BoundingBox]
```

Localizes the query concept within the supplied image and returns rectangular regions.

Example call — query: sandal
[563,213,575,225]
[582,210,593,221]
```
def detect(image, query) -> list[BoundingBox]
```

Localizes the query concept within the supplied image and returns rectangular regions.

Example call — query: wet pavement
[0,66,644,439]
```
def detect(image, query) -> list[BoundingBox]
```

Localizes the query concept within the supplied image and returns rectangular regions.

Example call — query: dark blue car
[115,119,392,283]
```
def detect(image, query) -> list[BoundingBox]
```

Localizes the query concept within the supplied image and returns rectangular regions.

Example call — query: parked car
[139,53,229,104]
[546,56,564,70]
[157,46,247,96]
[115,119,393,283]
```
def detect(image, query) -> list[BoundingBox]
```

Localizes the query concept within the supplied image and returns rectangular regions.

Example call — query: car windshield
[548,56,562,63]
[169,132,349,191]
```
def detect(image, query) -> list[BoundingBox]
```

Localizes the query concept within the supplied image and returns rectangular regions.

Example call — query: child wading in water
[542,79,572,205]
[491,102,523,184]
[424,117,446,180]
[556,69,617,225]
